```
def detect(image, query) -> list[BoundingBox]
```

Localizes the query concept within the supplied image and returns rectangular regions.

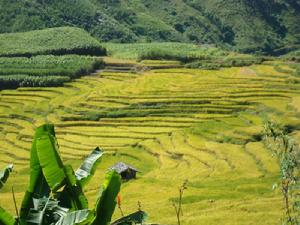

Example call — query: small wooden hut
[110,162,138,180]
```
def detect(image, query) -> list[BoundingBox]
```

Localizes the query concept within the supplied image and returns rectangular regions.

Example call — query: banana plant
[0,124,148,225]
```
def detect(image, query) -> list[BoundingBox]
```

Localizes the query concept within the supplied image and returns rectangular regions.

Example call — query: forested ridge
[0,0,299,54]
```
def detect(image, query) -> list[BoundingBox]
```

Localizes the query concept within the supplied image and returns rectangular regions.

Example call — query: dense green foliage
[283,50,300,62]
[104,42,263,68]
[0,75,71,89]
[0,55,103,89]
[0,0,299,53]
[104,42,227,61]
[0,27,106,57]
[186,55,264,70]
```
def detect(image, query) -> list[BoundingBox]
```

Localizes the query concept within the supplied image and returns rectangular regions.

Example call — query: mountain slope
[0,0,299,53]
[0,0,136,42]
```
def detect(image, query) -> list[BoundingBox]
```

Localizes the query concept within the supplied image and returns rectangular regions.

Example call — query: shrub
[264,122,300,224]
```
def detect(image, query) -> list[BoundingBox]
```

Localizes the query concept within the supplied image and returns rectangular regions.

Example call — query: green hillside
[0,27,106,57]
[0,27,105,89]
[0,0,299,53]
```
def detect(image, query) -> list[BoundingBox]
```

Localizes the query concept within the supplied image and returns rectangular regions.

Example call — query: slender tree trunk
[283,181,292,223]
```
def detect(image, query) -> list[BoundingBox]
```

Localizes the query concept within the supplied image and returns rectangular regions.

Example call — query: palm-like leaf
[27,197,89,225]
[21,124,88,219]
[57,165,88,210]
[110,211,148,225]
[0,164,13,189]
[91,171,121,225]
[75,147,104,187]
[36,133,66,192]
[55,209,90,225]
[21,125,54,219]
[0,207,16,225]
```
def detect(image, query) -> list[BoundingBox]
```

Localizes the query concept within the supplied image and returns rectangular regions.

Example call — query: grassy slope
[0,57,300,224]
[103,42,227,60]
[0,0,300,53]
[0,27,105,57]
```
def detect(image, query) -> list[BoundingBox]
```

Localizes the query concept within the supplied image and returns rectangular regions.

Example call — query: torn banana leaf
[75,147,104,187]
[0,164,13,190]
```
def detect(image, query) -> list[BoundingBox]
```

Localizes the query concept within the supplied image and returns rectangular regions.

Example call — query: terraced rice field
[0,58,300,224]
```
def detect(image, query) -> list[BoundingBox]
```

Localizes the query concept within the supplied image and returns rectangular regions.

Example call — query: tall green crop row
[0,27,106,57]
[0,55,104,89]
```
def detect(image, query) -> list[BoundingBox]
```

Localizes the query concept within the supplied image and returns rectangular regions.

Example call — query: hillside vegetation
[0,27,106,57]
[104,42,227,60]
[0,0,300,53]
[104,42,264,69]
[0,55,103,89]
[0,57,300,224]
[0,27,105,89]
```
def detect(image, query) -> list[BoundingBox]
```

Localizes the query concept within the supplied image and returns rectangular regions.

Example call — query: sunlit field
[1,58,300,224]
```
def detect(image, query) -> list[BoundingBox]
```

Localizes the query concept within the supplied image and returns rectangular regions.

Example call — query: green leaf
[0,207,16,225]
[36,133,66,192]
[110,211,148,225]
[27,197,68,225]
[0,164,13,190]
[20,124,55,219]
[28,124,56,195]
[91,171,121,225]
[57,165,88,210]
[54,209,90,225]
[57,147,104,210]
[26,197,90,225]
[75,147,104,187]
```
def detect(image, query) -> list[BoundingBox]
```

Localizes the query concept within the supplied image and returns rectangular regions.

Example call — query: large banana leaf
[29,125,53,195]
[36,133,66,192]
[57,165,88,210]
[20,125,54,219]
[0,207,16,225]
[26,197,90,225]
[27,197,68,224]
[110,211,148,225]
[91,171,121,225]
[55,209,90,225]
[75,147,104,187]
[58,147,104,210]
[0,164,13,190]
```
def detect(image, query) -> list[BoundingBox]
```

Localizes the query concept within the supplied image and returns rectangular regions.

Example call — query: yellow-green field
[1,58,300,224]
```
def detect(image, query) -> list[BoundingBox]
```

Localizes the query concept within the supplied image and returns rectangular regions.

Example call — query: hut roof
[109,162,138,174]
